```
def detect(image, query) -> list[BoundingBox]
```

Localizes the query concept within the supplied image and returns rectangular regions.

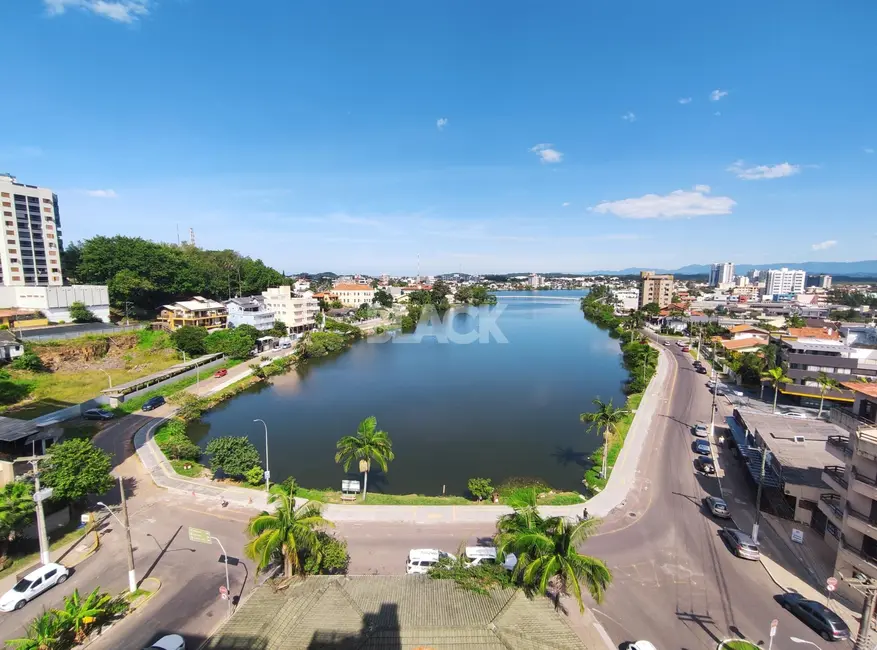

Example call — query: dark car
[693,439,711,455]
[778,592,850,641]
[719,527,760,560]
[141,396,166,411]
[703,495,731,518]
[696,366,708,374]
[82,409,114,421]
[694,456,715,474]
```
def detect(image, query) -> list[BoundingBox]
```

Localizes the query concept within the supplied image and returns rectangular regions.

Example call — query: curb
[81,577,163,649]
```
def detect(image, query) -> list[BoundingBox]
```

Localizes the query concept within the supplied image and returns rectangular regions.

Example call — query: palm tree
[813,371,841,417]
[335,416,395,501]
[580,399,628,479]
[55,587,112,643]
[763,367,792,413]
[244,485,333,578]
[496,510,611,613]
[7,610,64,650]
[0,482,35,565]
[624,310,645,332]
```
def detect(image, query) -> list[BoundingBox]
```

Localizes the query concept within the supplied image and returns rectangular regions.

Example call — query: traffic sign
[827,576,838,588]
[769,619,778,637]
[188,527,212,544]
[219,585,228,600]
[219,555,240,566]
[33,487,54,503]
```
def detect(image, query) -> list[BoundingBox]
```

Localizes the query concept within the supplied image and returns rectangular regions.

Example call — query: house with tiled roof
[719,338,766,353]
[728,324,770,343]
[332,283,376,307]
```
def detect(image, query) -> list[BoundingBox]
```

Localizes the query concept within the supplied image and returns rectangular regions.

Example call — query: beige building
[333,282,375,307]
[821,383,877,608]
[638,271,674,309]
[0,174,63,287]
[158,296,227,331]
[262,286,319,332]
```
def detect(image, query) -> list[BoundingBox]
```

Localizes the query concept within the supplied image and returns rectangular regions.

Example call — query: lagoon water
[187,291,628,495]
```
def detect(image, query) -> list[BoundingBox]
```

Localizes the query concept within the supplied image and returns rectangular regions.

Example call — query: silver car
[720,527,760,560]
[703,495,731,519]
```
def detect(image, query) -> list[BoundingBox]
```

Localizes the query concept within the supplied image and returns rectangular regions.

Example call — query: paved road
[588,339,843,648]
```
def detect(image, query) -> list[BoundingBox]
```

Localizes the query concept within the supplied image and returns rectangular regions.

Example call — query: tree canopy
[62,236,288,311]
[41,439,114,506]
[205,436,261,478]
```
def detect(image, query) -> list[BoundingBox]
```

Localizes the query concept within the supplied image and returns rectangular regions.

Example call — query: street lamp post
[96,476,137,594]
[29,455,50,565]
[99,369,112,390]
[254,419,269,492]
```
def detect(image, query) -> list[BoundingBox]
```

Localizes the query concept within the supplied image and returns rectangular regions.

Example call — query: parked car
[693,439,711,455]
[141,396,166,411]
[0,563,69,611]
[663,340,671,346]
[214,368,228,378]
[143,635,186,650]
[406,549,455,575]
[682,346,690,352]
[463,547,517,571]
[692,423,709,437]
[694,456,715,474]
[696,366,708,374]
[703,496,731,518]
[719,528,760,560]
[82,408,114,421]
[778,593,850,641]
[785,411,809,419]
[629,643,658,650]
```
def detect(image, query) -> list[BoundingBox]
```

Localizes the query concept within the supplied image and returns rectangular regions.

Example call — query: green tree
[786,313,806,328]
[268,320,288,337]
[234,323,261,342]
[205,328,256,359]
[303,532,349,575]
[246,466,264,486]
[6,610,64,650]
[10,350,45,372]
[205,436,261,479]
[41,439,114,513]
[467,477,494,502]
[430,280,452,306]
[334,416,395,501]
[813,371,841,417]
[470,285,496,306]
[171,326,208,356]
[69,301,97,323]
[56,587,112,644]
[374,289,393,308]
[580,399,627,479]
[244,485,333,578]
[763,367,793,413]
[641,302,661,316]
[0,482,35,563]
[108,268,155,309]
[623,310,646,332]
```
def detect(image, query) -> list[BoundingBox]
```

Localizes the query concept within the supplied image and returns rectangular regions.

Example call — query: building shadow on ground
[308,603,401,650]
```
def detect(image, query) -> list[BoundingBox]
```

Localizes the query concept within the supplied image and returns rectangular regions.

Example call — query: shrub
[245,465,264,486]
[164,436,202,462]
[70,301,98,323]
[171,326,208,357]
[280,475,298,496]
[205,436,261,479]
[11,351,45,372]
[467,477,494,501]
[303,533,349,575]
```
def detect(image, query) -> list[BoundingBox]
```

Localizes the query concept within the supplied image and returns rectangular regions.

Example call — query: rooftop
[729,324,769,334]
[786,327,840,341]
[162,296,226,312]
[843,382,877,399]
[720,338,765,351]
[0,330,19,345]
[204,575,588,650]
[737,409,845,488]
[0,416,41,443]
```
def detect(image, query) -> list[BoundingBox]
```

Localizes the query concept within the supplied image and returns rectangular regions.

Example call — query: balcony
[839,536,877,575]
[832,408,877,460]
[826,435,853,463]
[819,493,844,527]
[851,467,877,501]
[846,504,877,540]
[823,465,849,494]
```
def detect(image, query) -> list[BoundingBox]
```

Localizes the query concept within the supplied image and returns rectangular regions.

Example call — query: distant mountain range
[586,260,877,277]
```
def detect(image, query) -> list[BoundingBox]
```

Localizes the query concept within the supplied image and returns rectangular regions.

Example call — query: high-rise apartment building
[806,274,833,289]
[638,271,674,309]
[0,174,63,287]
[709,262,734,287]
[765,268,807,296]
[262,286,320,332]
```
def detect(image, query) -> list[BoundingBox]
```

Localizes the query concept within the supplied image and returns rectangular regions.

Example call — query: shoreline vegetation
[579,286,658,493]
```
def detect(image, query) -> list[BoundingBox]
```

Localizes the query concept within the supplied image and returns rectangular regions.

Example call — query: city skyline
[1,1,875,275]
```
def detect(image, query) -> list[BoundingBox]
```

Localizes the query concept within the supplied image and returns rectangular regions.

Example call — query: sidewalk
[133,339,672,523]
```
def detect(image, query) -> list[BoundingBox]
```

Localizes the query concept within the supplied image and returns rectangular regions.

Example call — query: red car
[214,369,228,378]
[682,346,690,352]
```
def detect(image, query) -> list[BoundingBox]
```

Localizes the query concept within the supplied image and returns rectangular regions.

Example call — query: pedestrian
[582,508,589,521]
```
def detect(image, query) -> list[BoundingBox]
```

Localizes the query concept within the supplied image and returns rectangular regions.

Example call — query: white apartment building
[529,273,544,288]
[293,278,311,293]
[709,262,734,287]
[765,268,807,296]
[262,285,319,332]
[0,285,110,322]
[0,174,63,287]
[612,288,640,313]
[225,296,275,331]
[332,283,375,307]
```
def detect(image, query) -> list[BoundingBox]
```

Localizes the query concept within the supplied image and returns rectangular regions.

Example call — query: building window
[7,240,15,245]
[43,207,51,213]
[11,276,20,281]
[1,202,9,208]
[42,198,51,204]
[3,212,10,217]
[0,192,8,198]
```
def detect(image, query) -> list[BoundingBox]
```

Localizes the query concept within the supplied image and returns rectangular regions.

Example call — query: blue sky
[1,1,875,275]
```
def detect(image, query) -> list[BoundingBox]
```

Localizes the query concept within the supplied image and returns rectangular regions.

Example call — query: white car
[0,563,69,611]
[464,546,518,571]
[692,423,709,437]
[406,549,455,575]
[785,411,809,419]
[144,635,185,650]
[630,642,658,650]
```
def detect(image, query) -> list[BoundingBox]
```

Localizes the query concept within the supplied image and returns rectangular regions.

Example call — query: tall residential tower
[709,262,735,287]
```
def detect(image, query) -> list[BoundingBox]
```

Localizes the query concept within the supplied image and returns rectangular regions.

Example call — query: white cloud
[44,0,150,23]
[865,147,875,154]
[812,239,837,251]
[529,143,563,164]
[590,185,735,219]
[621,111,636,122]
[678,97,692,105]
[727,160,801,180]
[84,189,118,198]
[561,202,570,207]
[710,89,728,101]
[436,117,448,131]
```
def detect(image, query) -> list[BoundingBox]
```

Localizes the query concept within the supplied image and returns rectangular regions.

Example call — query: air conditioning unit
[792,435,806,443]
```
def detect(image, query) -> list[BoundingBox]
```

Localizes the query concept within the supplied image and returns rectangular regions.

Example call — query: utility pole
[752,446,768,543]
[119,477,137,593]
[841,572,877,650]
[30,457,50,565]
[254,419,270,492]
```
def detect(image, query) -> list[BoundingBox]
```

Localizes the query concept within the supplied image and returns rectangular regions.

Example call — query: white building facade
[225,296,275,331]
[765,268,807,296]
[332,283,376,307]
[262,286,320,332]
[0,174,63,287]
[709,262,734,287]
[0,285,110,323]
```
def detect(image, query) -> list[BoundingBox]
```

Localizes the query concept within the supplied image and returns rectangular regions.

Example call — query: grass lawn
[0,519,91,580]
[583,392,644,493]
[720,641,760,650]
[170,460,206,478]
[294,486,583,506]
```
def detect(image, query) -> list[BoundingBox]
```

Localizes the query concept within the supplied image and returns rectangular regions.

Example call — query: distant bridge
[494,295,581,302]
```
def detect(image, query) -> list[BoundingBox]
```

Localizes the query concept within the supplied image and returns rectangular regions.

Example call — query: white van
[464,547,518,571]
[406,549,455,575]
